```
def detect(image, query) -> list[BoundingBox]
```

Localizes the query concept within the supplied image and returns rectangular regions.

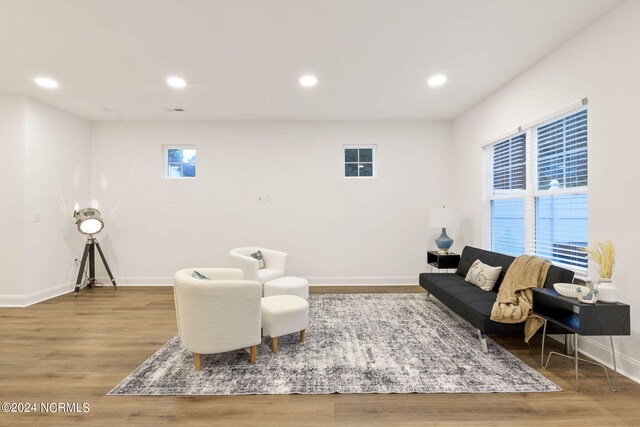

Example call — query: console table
[532,287,630,392]
[426,251,460,272]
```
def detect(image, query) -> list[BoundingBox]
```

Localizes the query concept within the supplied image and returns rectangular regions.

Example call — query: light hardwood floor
[1,286,639,426]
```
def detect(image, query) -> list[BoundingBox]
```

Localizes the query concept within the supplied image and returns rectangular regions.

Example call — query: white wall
[90,120,452,285]
[452,1,640,381]
[0,96,91,306]
[23,98,92,300]
[0,97,26,300]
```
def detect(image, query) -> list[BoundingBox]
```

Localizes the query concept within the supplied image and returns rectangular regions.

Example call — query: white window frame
[162,145,197,179]
[343,145,376,179]
[483,102,588,274]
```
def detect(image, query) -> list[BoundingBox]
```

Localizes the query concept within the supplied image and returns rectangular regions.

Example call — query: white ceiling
[0,0,623,121]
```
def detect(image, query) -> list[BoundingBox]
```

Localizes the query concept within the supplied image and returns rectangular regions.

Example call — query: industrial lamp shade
[74,208,104,236]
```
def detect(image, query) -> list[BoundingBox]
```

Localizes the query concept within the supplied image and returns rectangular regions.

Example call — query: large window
[484,106,588,271]
[163,145,196,179]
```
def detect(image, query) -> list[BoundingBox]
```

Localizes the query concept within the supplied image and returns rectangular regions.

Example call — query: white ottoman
[263,276,309,299]
[261,295,309,353]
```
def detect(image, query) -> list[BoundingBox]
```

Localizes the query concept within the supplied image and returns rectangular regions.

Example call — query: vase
[596,278,618,303]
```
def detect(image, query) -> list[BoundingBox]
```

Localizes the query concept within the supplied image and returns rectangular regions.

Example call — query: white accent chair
[229,247,288,284]
[173,268,262,371]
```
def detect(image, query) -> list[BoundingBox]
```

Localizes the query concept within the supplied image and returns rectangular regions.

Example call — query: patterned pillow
[465,259,502,291]
[192,270,210,280]
[250,251,266,269]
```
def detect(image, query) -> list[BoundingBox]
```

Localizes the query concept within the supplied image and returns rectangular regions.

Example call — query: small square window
[163,145,196,179]
[343,145,376,178]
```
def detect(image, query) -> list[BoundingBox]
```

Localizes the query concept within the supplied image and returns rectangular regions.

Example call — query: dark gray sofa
[419,246,575,352]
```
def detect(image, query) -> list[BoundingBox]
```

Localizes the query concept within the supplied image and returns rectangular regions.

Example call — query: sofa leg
[478,330,488,353]
[425,291,431,301]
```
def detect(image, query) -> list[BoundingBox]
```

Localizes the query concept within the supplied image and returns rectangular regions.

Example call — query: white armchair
[173,268,262,370]
[229,247,288,284]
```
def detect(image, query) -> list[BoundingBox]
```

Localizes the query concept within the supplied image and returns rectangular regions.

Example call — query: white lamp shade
[429,207,459,228]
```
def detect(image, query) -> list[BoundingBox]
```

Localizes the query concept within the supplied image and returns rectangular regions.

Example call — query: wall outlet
[266,194,271,202]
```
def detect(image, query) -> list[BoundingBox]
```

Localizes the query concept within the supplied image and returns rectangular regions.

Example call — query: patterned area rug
[109,294,560,395]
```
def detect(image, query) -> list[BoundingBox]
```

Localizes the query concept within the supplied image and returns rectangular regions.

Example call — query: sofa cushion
[465,259,502,291]
[191,270,210,280]
[456,246,515,292]
[250,250,266,269]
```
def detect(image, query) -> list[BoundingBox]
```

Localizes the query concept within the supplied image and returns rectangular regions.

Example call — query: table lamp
[429,207,459,254]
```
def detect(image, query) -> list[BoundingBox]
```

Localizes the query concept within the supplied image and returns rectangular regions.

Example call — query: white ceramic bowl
[553,283,590,299]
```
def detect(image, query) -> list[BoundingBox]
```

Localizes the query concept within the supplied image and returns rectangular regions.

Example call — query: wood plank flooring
[1,286,639,426]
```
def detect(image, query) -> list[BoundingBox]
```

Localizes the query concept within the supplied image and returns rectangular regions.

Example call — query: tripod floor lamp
[73,208,117,295]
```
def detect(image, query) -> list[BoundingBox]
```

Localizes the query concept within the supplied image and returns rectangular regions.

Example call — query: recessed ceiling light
[427,75,447,87]
[34,77,59,89]
[166,76,187,89]
[299,75,318,87]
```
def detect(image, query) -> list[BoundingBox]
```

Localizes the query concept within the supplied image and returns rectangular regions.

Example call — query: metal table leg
[574,332,579,391]
[610,336,618,392]
[540,318,547,368]
[544,333,617,392]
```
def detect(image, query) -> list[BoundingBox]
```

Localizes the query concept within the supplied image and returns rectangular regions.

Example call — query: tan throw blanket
[490,255,550,343]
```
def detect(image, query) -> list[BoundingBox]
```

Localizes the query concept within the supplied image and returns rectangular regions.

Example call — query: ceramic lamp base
[435,228,453,254]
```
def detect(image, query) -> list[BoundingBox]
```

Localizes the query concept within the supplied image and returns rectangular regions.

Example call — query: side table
[532,287,630,392]
[426,251,460,273]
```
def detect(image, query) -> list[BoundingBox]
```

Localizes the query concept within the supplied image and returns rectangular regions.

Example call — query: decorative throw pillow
[465,259,502,291]
[250,250,266,269]
[192,270,210,280]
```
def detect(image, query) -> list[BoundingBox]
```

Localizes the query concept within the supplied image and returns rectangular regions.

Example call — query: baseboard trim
[100,276,419,286]
[0,294,26,307]
[0,282,74,307]
[305,276,417,285]
[578,336,640,385]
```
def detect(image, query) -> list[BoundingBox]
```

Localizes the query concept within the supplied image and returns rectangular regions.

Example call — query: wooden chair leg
[194,353,202,371]
[249,345,257,364]
[272,337,278,353]
[300,329,306,342]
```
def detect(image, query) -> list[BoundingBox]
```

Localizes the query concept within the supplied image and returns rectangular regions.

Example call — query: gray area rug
[109,294,560,395]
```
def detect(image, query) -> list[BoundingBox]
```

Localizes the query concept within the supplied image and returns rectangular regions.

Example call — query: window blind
[531,109,588,270]
[483,106,588,272]
[483,133,527,257]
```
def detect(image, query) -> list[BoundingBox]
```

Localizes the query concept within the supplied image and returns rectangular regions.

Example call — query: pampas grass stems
[581,240,616,279]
